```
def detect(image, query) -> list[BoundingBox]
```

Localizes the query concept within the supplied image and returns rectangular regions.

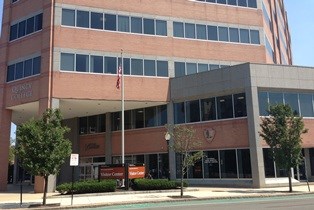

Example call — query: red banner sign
[99,165,145,180]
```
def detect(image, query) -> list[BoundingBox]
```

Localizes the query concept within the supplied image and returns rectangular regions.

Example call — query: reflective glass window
[144,18,155,35]
[10,24,18,41]
[61,53,74,71]
[234,93,247,117]
[174,62,185,77]
[77,10,89,28]
[156,20,167,36]
[258,91,268,116]
[90,55,103,73]
[207,25,218,40]
[144,60,156,76]
[185,23,195,39]
[269,92,283,105]
[18,20,26,38]
[105,56,117,74]
[284,93,299,115]
[248,0,257,8]
[134,109,144,128]
[238,0,247,7]
[210,64,219,70]
[250,30,260,44]
[186,63,197,75]
[174,102,185,124]
[131,59,143,75]
[237,149,252,178]
[105,14,116,31]
[91,12,104,29]
[299,94,314,117]
[198,63,208,73]
[118,15,129,32]
[24,59,32,77]
[196,24,207,40]
[15,62,24,80]
[217,95,233,119]
[240,29,250,43]
[26,17,34,34]
[158,105,167,126]
[229,27,239,42]
[76,54,89,72]
[201,97,216,121]
[173,22,184,37]
[217,0,227,4]
[131,17,142,33]
[35,13,43,31]
[7,65,15,82]
[145,107,157,127]
[157,61,168,77]
[33,56,41,75]
[220,150,237,178]
[62,9,75,26]
[228,0,237,5]
[186,100,200,123]
[218,27,229,42]
[204,151,220,178]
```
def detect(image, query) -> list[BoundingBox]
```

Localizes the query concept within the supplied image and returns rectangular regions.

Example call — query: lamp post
[165,132,171,180]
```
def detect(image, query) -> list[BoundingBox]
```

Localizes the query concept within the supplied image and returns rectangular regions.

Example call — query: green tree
[15,109,72,205]
[9,137,15,165]
[259,104,308,192]
[166,124,203,198]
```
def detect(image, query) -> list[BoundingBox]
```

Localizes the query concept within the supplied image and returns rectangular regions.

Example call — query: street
[87,194,314,210]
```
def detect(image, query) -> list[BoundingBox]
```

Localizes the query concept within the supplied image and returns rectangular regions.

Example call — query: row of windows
[174,61,229,77]
[60,53,169,77]
[262,2,272,31]
[176,149,252,179]
[174,93,246,124]
[173,22,260,45]
[79,114,106,135]
[10,13,43,41]
[258,91,314,117]
[7,56,41,82]
[62,9,167,36]
[195,0,257,9]
[111,105,167,131]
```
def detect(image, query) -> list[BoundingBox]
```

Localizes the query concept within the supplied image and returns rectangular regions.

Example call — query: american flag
[116,64,122,89]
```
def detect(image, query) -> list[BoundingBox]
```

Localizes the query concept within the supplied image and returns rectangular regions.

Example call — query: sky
[0,0,314,139]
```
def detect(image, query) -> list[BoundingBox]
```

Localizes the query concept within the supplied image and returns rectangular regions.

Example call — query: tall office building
[2,0,312,193]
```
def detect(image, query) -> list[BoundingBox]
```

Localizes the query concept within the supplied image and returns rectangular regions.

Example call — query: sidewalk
[1,183,314,210]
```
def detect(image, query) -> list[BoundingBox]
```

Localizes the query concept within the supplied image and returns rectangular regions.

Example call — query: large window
[186,100,200,123]
[203,151,219,178]
[234,93,247,117]
[76,54,89,72]
[144,18,155,35]
[174,62,185,77]
[7,56,41,82]
[173,22,184,37]
[62,9,75,26]
[144,60,156,76]
[174,102,185,124]
[220,150,237,178]
[105,57,117,74]
[91,12,104,29]
[201,97,216,121]
[90,56,103,73]
[77,10,89,28]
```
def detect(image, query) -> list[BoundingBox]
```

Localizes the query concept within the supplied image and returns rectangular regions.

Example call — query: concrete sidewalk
[1,183,314,210]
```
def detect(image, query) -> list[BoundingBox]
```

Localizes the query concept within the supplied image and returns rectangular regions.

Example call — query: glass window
[174,102,185,124]
[79,117,88,134]
[144,60,156,76]
[198,63,208,73]
[210,64,219,70]
[173,22,184,37]
[18,20,26,38]
[91,12,104,30]
[188,154,203,178]
[61,53,74,71]
[196,24,206,40]
[229,27,239,42]
[206,0,216,2]
[90,55,103,73]
[284,93,299,115]
[218,26,229,42]
[76,10,89,28]
[111,112,120,131]
[186,63,197,75]
[157,61,168,77]
[238,0,247,7]
[185,23,195,39]
[174,62,185,77]
[237,149,252,178]
[88,115,97,133]
[24,59,32,77]
[240,29,250,43]
[220,150,237,178]
[207,25,218,41]
[124,110,132,130]
[134,109,144,128]
[123,58,131,75]
[62,9,75,26]
[145,107,157,127]
[263,148,275,178]
[228,0,237,5]
[204,151,220,178]
[131,59,143,75]
[217,0,227,4]
[10,24,18,41]
[248,0,257,8]
[131,17,142,33]
[269,92,283,106]
[104,56,117,74]
[157,105,167,126]
[33,56,41,75]
[26,17,35,35]
[250,30,260,44]
[234,93,247,117]
[186,100,200,123]
[118,15,129,32]
[35,13,43,31]
[299,94,314,117]
[7,65,15,82]
[217,95,233,119]
[15,62,24,80]
[76,54,89,72]
[156,20,167,36]
[201,97,216,121]
[143,18,155,35]
[105,14,116,31]
[258,91,268,116]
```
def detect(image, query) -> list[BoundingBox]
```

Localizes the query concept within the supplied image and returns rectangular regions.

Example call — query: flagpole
[121,49,125,183]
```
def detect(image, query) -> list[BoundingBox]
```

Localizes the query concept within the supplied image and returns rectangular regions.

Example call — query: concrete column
[245,85,266,188]
[167,102,176,180]
[0,109,12,191]
[304,149,312,181]
[105,113,112,164]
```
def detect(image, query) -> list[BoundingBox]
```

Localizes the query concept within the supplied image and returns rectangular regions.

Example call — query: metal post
[71,166,74,205]
[20,167,23,207]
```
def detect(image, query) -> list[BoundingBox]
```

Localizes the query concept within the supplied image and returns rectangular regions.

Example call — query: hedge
[132,179,188,191]
[56,179,116,194]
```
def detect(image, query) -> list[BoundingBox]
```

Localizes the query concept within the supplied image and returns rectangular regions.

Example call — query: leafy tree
[166,124,203,198]
[259,104,308,192]
[15,109,72,205]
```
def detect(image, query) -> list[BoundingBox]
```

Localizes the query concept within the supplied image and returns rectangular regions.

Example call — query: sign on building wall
[11,83,33,100]
[99,164,145,180]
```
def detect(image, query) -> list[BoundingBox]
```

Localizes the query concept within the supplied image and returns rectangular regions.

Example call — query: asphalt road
[87,194,314,210]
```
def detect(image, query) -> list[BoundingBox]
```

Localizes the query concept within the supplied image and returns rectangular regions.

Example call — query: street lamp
[165,132,171,180]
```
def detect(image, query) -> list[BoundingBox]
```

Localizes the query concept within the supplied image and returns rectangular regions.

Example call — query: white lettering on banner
[101,172,123,177]
[11,83,33,100]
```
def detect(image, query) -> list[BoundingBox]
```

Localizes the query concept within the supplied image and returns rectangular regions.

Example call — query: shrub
[132,179,188,191]
[56,179,116,194]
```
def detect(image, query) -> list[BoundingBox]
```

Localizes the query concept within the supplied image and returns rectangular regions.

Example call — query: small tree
[259,104,308,192]
[166,124,203,198]
[15,108,72,205]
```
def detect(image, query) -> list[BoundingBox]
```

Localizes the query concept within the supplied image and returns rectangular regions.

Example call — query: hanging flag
[116,64,122,89]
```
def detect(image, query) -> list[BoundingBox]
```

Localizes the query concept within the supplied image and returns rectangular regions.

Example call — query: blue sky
[0,0,314,138]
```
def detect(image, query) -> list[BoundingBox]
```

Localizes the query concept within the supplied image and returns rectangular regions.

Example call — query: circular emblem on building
[203,128,216,143]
